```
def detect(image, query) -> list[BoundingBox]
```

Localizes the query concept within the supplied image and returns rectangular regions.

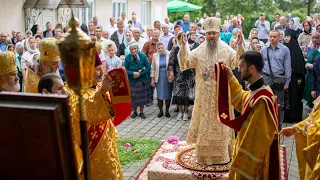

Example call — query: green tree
[168,0,207,23]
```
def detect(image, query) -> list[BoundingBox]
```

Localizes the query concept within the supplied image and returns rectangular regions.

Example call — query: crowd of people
[1,10,320,179]
[1,11,320,124]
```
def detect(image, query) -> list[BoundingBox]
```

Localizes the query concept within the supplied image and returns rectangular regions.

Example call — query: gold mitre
[203,17,221,33]
[39,38,60,62]
[0,51,17,76]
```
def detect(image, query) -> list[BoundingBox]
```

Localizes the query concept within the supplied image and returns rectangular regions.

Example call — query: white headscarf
[26,37,39,54]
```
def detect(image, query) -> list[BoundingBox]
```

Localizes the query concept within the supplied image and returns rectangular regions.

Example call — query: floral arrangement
[167,136,179,145]
[124,143,132,148]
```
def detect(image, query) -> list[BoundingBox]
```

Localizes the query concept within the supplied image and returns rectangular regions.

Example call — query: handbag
[266,48,285,91]
[188,86,195,100]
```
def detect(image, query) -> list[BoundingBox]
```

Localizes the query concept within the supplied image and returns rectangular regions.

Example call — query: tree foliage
[168,0,319,37]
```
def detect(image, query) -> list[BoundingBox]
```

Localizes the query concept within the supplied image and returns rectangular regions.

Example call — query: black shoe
[146,103,153,107]
[131,112,138,119]
[139,113,146,119]
[165,111,170,118]
[157,111,164,118]
[174,107,179,112]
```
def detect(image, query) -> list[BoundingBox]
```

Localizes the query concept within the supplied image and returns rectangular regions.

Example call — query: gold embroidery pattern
[65,87,123,180]
[180,40,236,165]
[220,113,228,119]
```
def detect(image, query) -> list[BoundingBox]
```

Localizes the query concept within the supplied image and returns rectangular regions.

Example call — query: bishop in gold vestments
[281,96,320,180]
[24,38,60,93]
[178,17,244,165]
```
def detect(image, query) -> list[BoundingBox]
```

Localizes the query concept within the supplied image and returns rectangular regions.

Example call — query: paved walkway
[117,104,300,180]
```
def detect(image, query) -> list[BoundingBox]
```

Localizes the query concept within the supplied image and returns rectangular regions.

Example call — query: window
[141,1,151,26]
[112,0,127,18]
[73,2,94,25]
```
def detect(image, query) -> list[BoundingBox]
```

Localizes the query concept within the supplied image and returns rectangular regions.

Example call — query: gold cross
[220,113,228,119]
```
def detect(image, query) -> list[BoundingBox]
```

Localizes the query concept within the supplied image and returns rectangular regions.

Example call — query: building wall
[94,0,113,28]
[0,0,25,34]
[151,0,167,23]
[127,0,142,20]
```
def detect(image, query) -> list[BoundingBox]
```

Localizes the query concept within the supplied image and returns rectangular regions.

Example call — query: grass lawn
[118,138,161,167]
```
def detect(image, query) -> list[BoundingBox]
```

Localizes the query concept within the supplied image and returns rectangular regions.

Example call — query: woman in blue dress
[151,42,173,118]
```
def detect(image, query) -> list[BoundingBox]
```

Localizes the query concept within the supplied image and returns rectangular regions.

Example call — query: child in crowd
[105,44,122,72]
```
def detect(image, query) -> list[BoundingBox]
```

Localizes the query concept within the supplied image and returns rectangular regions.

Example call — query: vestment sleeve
[228,75,246,113]
[230,100,277,179]
[177,44,198,70]
[85,89,115,125]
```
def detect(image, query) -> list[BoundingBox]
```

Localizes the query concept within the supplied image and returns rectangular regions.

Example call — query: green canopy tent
[167,0,202,12]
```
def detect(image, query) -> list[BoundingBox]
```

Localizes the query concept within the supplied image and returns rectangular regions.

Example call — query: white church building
[0,0,167,34]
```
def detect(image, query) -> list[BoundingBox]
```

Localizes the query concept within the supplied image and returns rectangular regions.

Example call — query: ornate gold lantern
[57,12,95,180]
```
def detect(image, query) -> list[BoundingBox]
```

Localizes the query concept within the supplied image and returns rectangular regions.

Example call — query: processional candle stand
[57,12,95,180]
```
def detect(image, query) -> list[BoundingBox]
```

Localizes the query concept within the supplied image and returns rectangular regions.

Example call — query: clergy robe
[24,68,41,93]
[178,40,243,165]
[227,76,280,180]
[292,96,320,180]
[66,87,123,180]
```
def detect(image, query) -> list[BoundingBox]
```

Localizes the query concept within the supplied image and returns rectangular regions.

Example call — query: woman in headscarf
[120,31,134,56]
[304,32,320,58]
[6,44,15,52]
[247,28,265,50]
[168,32,194,121]
[283,29,306,122]
[188,31,199,50]
[289,18,303,38]
[150,42,173,118]
[124,42,151,119]
[298,21,313,49]
[21,36,40,83]
[167,24,182,51]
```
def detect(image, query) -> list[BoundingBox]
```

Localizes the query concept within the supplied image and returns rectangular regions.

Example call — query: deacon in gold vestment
[24,38,60,93]
[215,51,280,180]
[64,55,123,180]
[281,96,320,180]
[178,17,244,165]
[0,51,20,92]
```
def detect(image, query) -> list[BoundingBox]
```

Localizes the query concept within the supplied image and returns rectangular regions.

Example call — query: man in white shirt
[88,21,95,35]
[131,28,146,50]
[165,17,174,34]
[121,12,128,25]
[143,26,153,41]
[107,17,118,39]
[95,27,117,56]
[93,16,103,29]
[110,20,125,57]
[160,23,174,49]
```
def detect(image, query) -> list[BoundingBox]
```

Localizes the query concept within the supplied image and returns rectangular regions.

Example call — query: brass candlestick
[57,12,95,180]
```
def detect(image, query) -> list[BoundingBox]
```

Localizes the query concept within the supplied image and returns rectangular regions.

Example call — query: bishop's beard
[1,79,20,92]
[206,41,218,52]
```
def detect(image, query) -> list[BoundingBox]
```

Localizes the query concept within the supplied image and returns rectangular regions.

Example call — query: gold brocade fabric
[24,68,40,93]
[227,76,280,180]
[292,96,320,180]
[177,41,243,165]
[66,87,123,180]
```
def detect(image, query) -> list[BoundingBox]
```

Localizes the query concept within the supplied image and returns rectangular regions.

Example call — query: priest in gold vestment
[215,51,280,179]
[24,38,60,93]
[281,96,320,180]
[0,51,21,92]
[38,55,123,179]
[178,17,244,165]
